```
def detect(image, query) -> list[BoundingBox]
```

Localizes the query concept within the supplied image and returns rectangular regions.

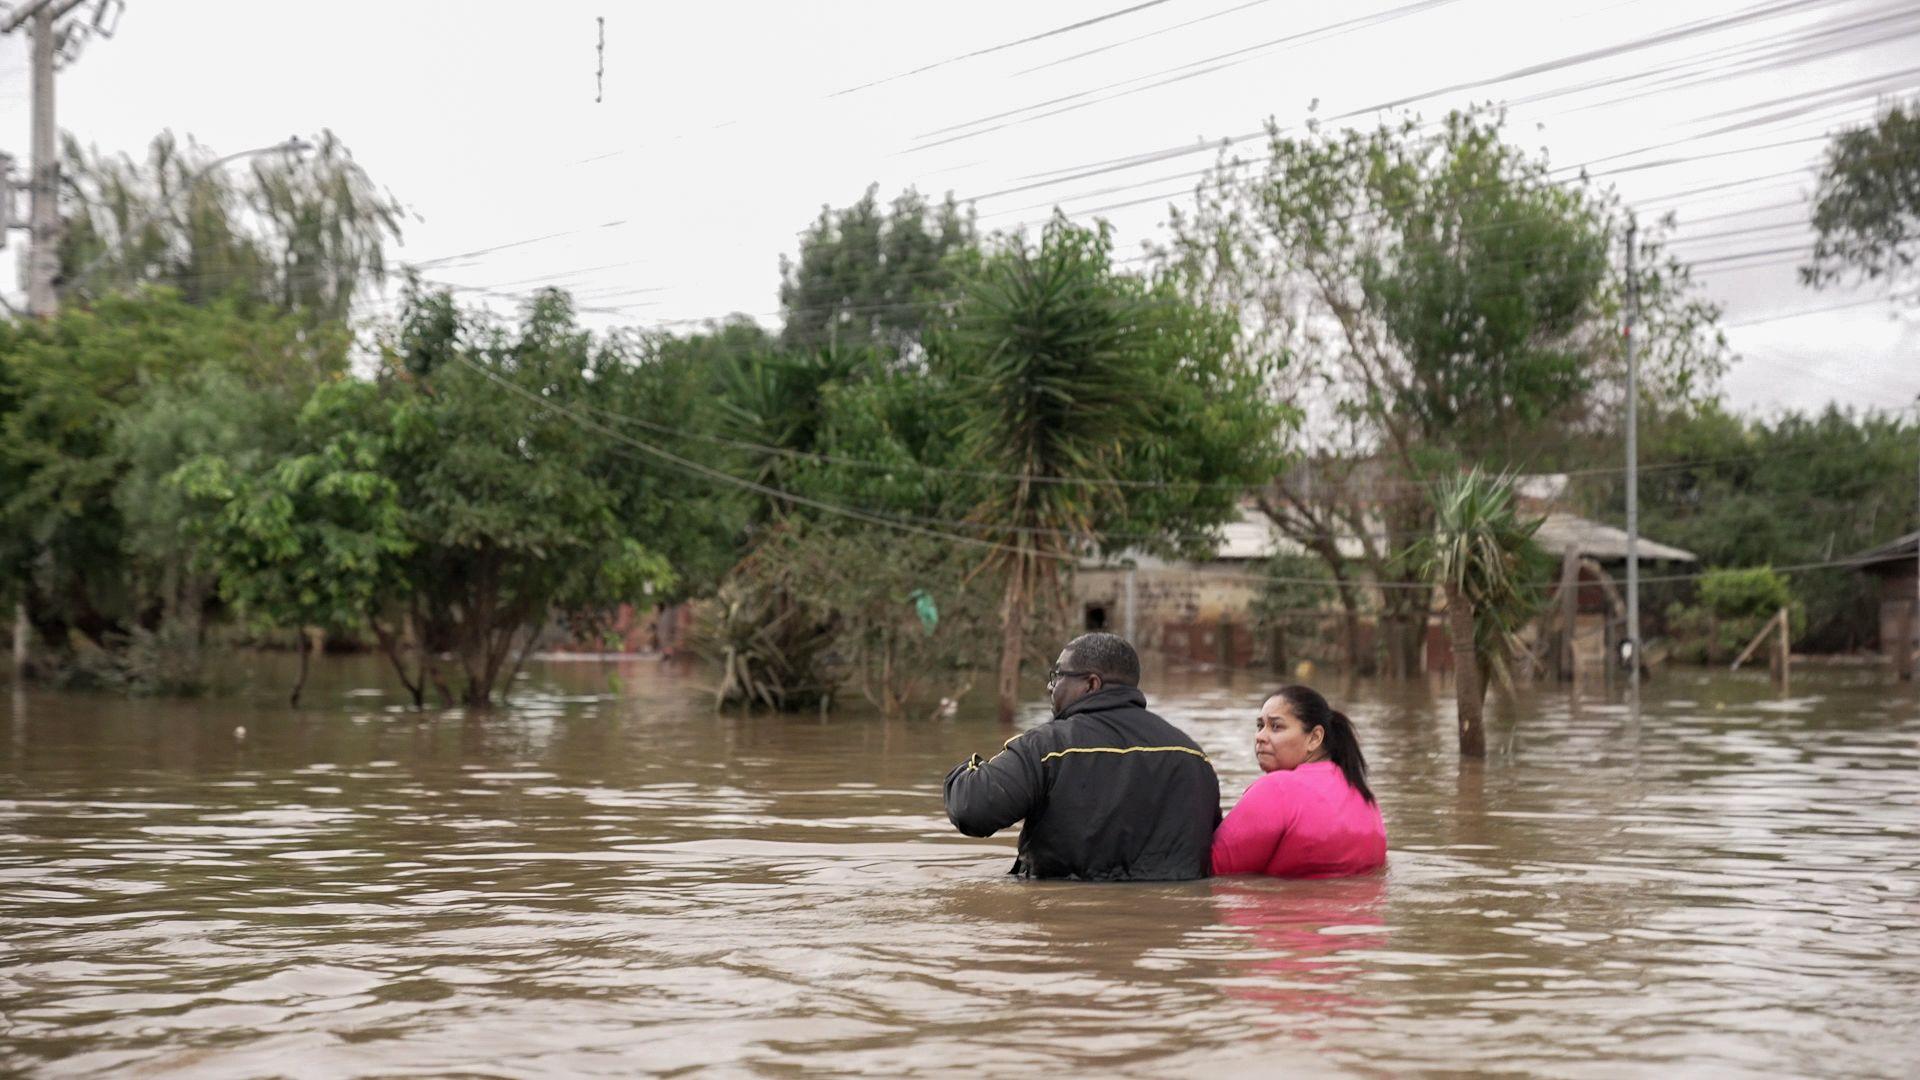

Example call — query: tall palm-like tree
[1417,469,1546,756]
[941,222,1169,724]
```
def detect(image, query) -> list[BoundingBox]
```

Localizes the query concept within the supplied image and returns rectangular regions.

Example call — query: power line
[1011,0,1284,77]
[441,352,1920,593]
[830,0,1179,98]
[1721,295,1901,328]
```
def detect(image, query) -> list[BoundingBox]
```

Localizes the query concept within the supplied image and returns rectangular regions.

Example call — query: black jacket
[943,685,1220,881]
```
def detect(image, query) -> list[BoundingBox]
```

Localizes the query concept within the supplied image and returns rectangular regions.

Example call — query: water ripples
[3,664,1918,1076]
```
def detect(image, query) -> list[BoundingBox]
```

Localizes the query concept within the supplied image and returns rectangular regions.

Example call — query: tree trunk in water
[1448,586,1485,757]
[370,615,426,710]
[1379,611,1423,679]
[1333,579,1367,675]
[290,628,311,707]
[995,563,1030,726]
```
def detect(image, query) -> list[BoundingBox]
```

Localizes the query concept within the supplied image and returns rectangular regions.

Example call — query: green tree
[1583,403,1912,651]
[1805,98,1920,306]
[367,288,675,707]
[173,383,413,704]
[935,218,1290,723]
[589,319,765,602]
[1663,567,1803,667]
[1162,110,1726,676]
[779,184,977,353]
[693,338,1012,713]
[0,290,344,675]
[1416,469,1546,757]
[59,129,403,323]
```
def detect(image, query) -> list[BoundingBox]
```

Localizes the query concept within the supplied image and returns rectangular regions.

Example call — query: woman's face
[1254,695,1324,773]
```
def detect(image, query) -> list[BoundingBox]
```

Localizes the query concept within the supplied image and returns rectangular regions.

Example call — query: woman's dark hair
[1273,685,1374,805]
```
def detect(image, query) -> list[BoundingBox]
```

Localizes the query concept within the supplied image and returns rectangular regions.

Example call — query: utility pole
[1624,217,1641,700]
[3,0,123,679]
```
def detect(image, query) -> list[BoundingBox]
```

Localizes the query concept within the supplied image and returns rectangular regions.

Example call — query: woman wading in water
[1211,685,1386,878]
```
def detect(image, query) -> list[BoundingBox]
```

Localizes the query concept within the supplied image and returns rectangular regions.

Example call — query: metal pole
[14,7,59,679]
[1911,396,1919,681]
[1624,218,1641,698]
[1123,565,1137,644]
[25,6,58,318]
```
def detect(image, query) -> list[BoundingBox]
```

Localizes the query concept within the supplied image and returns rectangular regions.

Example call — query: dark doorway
[1084,604,1108,632]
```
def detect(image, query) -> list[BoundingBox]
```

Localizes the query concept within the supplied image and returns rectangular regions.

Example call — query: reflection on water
[3,658,1918,1076]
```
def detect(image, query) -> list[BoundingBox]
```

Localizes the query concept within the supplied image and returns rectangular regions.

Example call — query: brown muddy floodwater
[3,656,1918,1077]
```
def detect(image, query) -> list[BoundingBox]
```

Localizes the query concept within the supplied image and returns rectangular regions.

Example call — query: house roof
[1533,512,1697,564]
[1216,508,1289,560]
[1846,528,1920,570]
[1083,504,1697,568]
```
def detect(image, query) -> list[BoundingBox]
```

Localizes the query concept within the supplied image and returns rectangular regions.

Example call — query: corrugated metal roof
[1847,528,1920,567]
[1533,512,1696,563]
[1084,505,1697,567]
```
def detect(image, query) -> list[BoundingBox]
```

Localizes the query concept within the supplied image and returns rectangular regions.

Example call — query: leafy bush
[1666,567,1803,664]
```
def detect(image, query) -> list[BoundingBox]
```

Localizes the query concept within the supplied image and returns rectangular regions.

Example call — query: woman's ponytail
[1274,685,1375,805]
[1321,709,1374,805]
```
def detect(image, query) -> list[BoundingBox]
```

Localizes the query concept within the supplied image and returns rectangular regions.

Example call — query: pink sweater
[1211,760,1386,878]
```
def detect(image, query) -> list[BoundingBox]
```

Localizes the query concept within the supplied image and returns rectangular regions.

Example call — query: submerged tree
[173,387,412,705]
[1415,469,1546,757]
[180,287,676,708]
[0,290,344,682]
[1161,109,1726,676]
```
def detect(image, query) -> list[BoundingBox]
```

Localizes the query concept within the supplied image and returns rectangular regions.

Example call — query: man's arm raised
[943,736,1044,837]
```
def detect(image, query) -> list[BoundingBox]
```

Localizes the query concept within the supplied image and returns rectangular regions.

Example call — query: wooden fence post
[1899,599,1915,683]
[1774,607,1790,694]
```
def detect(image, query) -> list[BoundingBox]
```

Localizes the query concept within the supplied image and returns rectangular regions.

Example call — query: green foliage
[736,526,1003,716]
[932,217,1292,719]
[1581,403,1914,650]
[589,319,764,601]
[937,218,1288,555]
[1697,567,1794,620]
[1164,109,1725,463]
[1416,468,1549,682]
[1665,568,1804,666]
[53,622,210,697]
[1805,98,1920,304]
[173,381,412,642]
[0,290,344,670]
[376,288,679,706]
[695,528,842,713]
[173,287,680,707]
[779,185,977,353]
[59,130,403,324]
[1160,109,1724,675]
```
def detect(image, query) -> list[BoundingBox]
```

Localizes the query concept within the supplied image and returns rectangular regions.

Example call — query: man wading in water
[942,632,1220,880]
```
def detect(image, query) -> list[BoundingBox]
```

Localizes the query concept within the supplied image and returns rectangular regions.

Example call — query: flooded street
[4,658,1918,1077]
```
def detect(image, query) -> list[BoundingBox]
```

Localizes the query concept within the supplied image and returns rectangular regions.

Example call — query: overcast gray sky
[2,0,1914,416]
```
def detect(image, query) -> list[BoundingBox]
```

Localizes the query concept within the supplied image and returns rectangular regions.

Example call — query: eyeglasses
[1047,666,1094,689]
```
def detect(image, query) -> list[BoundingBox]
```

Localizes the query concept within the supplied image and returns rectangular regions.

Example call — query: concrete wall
[1073,563,1261,654]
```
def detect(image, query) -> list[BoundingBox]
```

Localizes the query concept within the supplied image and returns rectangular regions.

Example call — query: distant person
[1210,685,1386,879]
[943,632,1220,881]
